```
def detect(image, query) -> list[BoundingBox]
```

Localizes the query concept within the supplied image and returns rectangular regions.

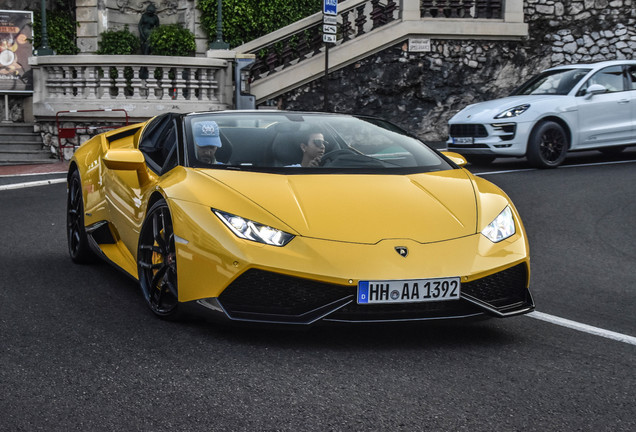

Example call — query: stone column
[504,0,525,23]
[401,0,421,21]
[76,0,102,54]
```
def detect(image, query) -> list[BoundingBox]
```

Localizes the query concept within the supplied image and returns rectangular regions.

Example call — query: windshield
[184,112,453,173]
[511,68,592,96]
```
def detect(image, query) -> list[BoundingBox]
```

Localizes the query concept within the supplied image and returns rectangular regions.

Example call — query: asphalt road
[1,150,635,431]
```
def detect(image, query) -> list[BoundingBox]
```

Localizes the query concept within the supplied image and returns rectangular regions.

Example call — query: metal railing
[239,0,507,84]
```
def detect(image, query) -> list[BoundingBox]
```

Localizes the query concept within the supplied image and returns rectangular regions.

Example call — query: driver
[193,120,223,165]
[299,130,326,167]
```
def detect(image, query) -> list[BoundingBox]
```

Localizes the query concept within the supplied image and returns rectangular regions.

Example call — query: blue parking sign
[323,0,338,16]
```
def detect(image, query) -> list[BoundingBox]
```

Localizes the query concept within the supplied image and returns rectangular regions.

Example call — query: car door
[575,65,631,148]
[104,116,178,259]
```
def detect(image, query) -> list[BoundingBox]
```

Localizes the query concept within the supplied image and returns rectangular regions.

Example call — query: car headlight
[481,206,516,243]
[494,104,530,119]
[213,209,294,246]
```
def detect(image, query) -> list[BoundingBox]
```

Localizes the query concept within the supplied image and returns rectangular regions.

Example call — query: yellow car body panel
[163,171,528,303]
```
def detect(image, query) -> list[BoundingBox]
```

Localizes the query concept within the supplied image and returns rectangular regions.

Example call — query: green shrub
[148,24,196,56]
[197,0,321,48]
[32,9,79,55]
[97,26,140,55]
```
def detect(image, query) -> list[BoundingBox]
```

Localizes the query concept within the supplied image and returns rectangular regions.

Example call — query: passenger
[193,120,222,165]
[298,130,327,167]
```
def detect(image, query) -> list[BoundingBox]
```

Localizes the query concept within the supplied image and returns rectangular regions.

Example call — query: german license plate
[453,137,474,145]
[357,277,461,304]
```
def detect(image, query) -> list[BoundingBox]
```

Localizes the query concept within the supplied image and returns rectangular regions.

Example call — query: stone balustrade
[29,54,235,123]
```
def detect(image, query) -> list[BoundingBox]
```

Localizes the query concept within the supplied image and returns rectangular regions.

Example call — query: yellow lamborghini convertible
[67,111,534,324]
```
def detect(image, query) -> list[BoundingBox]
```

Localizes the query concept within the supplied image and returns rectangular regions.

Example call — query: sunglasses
[310,139,328,147]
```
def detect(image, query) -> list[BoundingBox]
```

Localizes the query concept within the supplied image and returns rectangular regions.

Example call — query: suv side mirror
[585,83,607,99]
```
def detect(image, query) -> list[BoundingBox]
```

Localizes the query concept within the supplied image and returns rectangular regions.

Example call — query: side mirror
[441,151,467,167]
[585,83,607,99]
[103,149,146,171]
[103,148,152,186]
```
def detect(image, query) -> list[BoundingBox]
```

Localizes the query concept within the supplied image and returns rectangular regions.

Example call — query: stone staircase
[236,0,527,104]
[0,123,54,166]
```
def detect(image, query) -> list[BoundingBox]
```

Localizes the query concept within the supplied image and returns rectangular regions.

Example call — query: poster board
[0,10,33,93]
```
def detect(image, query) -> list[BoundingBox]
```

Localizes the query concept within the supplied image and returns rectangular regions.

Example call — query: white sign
[323,34,337,43]
[323,15,337,25]
[408,38,432,52]
[323,24,337,34]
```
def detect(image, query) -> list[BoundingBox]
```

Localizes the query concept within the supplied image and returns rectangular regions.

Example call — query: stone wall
[1,1,40,11]
[76,0,208,55]
[278,0,636,141]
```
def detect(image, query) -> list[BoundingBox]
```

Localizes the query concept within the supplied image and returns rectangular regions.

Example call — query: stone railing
[236,0,526,102]
[29,54,235,122]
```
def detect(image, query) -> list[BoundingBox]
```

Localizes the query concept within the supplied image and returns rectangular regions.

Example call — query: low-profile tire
[598,146,626,156]
[67,170,97,264]
[464,154,496,166]
[526,121,568,168]
[137,199,181,319]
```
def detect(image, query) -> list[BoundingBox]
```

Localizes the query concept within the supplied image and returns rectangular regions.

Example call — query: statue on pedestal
[139,3,160,55]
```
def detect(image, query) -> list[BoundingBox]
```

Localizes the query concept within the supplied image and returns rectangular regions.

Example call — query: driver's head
[193,120,222,164]
[301,131,326,161]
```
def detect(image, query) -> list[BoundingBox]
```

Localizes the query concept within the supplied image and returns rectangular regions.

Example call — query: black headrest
[271,132,303,166]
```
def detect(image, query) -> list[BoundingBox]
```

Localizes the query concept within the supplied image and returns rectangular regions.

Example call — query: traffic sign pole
[322,0,338,112]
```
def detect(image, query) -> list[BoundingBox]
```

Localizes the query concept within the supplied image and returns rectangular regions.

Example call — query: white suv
[447,60,636,168]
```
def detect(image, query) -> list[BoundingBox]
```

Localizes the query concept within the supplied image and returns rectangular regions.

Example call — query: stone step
[0,149,55,163]
[0,123,37,134]
[0,123,47,165]
[0,133,44,144]
[0,141,45,152]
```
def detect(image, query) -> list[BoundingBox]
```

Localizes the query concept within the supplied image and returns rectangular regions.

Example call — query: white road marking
[476,158,636,176]
[559,159,636,168]
[528,311,636,346]
[478,168,536,176]
[0,178,66,191]
[0,171,67,178]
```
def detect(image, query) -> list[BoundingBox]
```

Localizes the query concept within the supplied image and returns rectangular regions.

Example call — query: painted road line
[477,159,636,176]
[0,171,67,178]
[559,159,636,168]
[0,178,66,191]
[478,168,536,176]
[528,311,636,346]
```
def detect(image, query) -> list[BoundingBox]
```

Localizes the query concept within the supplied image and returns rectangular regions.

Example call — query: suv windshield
[511,68,591,96]
[184,112,452,173]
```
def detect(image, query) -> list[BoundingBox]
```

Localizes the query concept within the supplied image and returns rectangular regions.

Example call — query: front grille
[218,269,351,320]
[462,263,529,309]
[447,143,490,149]
[450,124,488,138]
[217,264,531,324]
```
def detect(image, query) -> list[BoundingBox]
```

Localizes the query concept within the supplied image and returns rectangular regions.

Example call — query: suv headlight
[481,206,516,243]
[494,104,530,119]
[214,209,294,246]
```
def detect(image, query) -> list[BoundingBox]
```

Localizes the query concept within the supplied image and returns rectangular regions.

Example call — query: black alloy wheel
[67,170,96,263]
[527,121,568,168]
[138,199,180,318]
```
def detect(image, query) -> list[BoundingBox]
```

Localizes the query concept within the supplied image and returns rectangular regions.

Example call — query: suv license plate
[357,278,461,304]
[453,137,474,145]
